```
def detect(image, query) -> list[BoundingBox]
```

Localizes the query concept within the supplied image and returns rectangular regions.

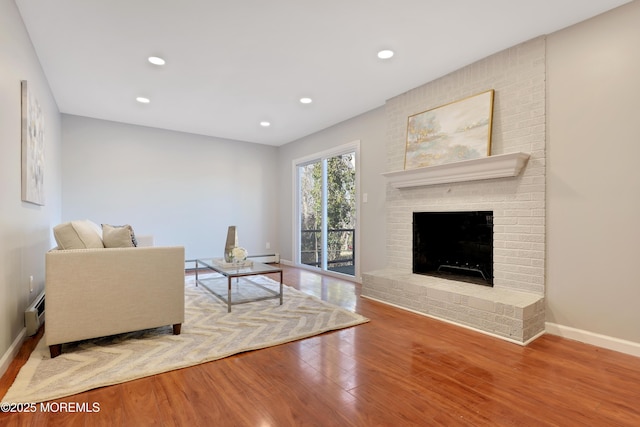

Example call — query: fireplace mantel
[383,152,530,189]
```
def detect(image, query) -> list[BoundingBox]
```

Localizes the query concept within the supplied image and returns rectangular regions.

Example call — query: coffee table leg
[279,270,283,305]
[227,276,232,313]
[195,260,199,286]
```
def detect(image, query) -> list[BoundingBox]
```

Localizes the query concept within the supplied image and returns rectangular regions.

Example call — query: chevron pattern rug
[2,274,368,404]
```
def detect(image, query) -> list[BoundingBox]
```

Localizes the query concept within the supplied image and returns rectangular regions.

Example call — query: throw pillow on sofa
[102,224,138,248]
[53,220,104,250]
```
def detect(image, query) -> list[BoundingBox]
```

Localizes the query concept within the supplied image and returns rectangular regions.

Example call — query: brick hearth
[363,270,544,343]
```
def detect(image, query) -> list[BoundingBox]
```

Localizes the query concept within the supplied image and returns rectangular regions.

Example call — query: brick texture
[384,37,546,295]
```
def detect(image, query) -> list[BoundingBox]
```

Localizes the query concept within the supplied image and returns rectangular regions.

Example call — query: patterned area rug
[2,274,368,404]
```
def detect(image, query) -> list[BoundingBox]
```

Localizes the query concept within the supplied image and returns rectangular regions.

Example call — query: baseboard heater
[25,290,45,336]
[247,253,280,263]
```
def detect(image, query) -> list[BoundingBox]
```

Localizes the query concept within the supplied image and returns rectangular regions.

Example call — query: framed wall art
[21,80,45,205]
[404,89,494,170]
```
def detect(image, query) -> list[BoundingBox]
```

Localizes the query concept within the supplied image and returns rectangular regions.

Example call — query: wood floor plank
[83,383,124,426]
[119,377,161,426]
[152,369,204,427]
[2,265,640,426]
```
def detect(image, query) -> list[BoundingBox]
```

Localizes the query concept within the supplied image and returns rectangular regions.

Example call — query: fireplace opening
[413,211,493,286]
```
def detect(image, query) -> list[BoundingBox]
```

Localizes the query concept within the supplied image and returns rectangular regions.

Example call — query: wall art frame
[21,80,45,205]
[404,89,494,170]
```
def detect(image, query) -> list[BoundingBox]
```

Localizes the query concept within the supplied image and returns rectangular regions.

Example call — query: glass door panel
[299,161,323,269]
[326,153,356,276]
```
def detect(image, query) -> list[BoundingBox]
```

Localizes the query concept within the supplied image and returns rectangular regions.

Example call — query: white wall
[546,0,640,344]
[0,0,62,372]
[276,107,388,278]
[61,115,279,261]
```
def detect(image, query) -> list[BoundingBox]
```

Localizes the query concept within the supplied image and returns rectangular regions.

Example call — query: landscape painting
[21,80,45,205]
[404,90,494,170]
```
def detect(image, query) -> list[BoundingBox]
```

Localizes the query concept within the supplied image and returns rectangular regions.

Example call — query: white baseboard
[0,328,27,379]
[546,322,640,358]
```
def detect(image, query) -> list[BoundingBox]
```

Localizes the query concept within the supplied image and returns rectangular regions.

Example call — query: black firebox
[413,211,493,286]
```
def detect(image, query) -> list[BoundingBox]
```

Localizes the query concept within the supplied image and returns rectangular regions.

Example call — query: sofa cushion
[102,224,138,248]
[53,220,104,250]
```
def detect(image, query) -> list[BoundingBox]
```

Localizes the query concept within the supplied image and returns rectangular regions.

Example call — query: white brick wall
[384,37,546,296]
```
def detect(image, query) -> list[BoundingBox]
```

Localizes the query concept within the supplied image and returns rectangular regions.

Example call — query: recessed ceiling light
[299,97,313,104]
[260,121,271,127]
[148,56,166,66]
[377,49,394,59]
[136,97,150,104]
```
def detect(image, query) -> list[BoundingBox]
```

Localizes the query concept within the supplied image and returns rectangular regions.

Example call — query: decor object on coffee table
[230,246,248,263]
[223,225,249,265]
[224,225,238,262]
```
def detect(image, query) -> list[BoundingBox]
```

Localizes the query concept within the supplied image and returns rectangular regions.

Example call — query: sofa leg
[49,344,62,358]
[173,323,181,335]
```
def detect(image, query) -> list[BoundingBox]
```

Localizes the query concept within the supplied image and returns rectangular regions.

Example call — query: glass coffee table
[194,258,283,312]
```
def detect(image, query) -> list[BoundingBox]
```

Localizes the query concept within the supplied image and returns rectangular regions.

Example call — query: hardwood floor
[2,265,640,426]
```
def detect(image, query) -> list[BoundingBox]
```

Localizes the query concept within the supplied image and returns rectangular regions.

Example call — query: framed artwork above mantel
[404,90,494,171]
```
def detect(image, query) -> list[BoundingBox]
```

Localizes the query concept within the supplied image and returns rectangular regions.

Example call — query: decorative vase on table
[224,226,238,263]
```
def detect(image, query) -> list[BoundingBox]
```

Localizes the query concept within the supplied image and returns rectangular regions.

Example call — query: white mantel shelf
[383,152,530,189]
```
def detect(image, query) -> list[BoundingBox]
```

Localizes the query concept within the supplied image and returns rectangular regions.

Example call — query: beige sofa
[45,220,185,358]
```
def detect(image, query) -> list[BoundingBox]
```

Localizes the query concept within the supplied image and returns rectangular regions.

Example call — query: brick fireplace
[362,37,547,344]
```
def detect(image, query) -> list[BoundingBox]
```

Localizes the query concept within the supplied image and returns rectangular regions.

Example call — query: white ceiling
[16,0,631,146]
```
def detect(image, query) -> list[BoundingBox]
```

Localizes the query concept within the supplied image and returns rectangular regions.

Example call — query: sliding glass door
[295,143,358,277]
